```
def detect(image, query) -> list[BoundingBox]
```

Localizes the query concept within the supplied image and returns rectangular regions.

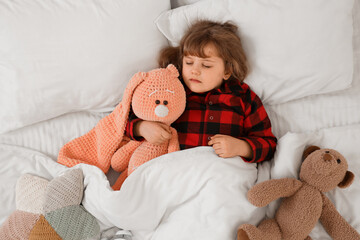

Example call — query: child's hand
[135,120,172,145]
[208,134,253,159]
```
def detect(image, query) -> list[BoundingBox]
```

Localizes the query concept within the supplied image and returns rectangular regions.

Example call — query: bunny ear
[113,71,147,134]
[126,72,147,93]
[57,71,147,175]
[166,64,179,78]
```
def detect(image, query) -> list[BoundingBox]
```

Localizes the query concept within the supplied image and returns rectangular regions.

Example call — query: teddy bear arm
[248,178,303,207]
[167,127,180,153]
[319,193,360,239]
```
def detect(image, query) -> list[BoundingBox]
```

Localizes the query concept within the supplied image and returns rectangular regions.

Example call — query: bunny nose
[155,104,169,117]
[323,153,332,162]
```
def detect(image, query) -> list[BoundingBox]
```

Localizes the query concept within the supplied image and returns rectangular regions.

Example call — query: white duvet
[0,145,264,240]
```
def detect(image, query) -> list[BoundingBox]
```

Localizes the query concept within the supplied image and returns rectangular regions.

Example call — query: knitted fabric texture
[0,169,100,240]
[237,147,360,240]
[57,64,186,190]
[29,215,62,240]
[0,211,39,239]
[43,168,84,213]
[16,174,48,214]
[45,205,99,240]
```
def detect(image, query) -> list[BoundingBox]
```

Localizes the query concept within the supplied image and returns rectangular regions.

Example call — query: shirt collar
[216,78,240,94]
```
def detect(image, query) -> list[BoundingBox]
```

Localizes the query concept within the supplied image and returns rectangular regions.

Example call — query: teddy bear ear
[166,64,179,78]
[338,171,355,188]
[134,72,147,82]
[302,145,321,161]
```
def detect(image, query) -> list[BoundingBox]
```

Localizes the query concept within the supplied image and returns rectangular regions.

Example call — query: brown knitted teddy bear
[237,146,360,240]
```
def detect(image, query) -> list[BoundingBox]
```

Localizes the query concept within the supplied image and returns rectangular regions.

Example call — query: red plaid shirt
[126,79,277,163]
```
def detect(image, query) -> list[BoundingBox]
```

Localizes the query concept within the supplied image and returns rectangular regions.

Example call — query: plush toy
[237,146,360,240]
[57,64,186,190]
[0,169,100,240]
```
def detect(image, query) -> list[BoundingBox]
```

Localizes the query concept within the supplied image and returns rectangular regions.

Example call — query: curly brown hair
[158,20,249,82]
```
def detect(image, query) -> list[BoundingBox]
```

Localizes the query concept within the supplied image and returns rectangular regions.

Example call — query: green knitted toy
[0,169,100,240]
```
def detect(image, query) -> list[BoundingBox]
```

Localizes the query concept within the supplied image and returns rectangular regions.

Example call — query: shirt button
[209,101,213,105]
[209,116,214,120]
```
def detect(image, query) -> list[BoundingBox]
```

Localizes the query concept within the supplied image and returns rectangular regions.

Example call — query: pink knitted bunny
[110,64,186,189]
[58,64,186,190]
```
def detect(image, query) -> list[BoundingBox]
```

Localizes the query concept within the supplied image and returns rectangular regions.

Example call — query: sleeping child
[126,20,277,163]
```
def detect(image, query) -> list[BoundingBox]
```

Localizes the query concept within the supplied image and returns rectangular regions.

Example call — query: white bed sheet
[0,111,106,160]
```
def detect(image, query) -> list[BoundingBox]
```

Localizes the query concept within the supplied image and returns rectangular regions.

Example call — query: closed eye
[149,90,158,97]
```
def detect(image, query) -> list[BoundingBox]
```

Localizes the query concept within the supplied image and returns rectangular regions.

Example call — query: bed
[0,0,359,239]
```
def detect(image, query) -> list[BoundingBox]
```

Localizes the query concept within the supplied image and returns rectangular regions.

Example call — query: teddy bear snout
[323,153,333,162]
[154,104,169,117]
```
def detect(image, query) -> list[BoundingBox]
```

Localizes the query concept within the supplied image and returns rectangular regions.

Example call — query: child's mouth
[190,78,201,83]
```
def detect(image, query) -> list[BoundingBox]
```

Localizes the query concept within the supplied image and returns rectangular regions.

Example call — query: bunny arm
[247,178,303,207]
[319,193,360,240]
[111,140,142,172]
[167,127,180,153]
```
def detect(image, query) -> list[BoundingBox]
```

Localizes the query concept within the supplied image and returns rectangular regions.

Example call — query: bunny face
[131,65,186,125]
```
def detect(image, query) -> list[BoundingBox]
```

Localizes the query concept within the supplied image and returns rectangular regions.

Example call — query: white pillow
[268,124,360,239]
[0,0,170,134]
[155,0,354,105]
[171,0,202,8]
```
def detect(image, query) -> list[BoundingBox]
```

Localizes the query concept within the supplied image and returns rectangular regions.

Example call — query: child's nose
[191,65,200,75]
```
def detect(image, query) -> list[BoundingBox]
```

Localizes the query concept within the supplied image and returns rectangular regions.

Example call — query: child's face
[182,43,231,93]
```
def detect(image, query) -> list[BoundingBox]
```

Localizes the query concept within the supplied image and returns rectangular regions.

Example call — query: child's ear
[223,71,231,81]
[224,62,232,81]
